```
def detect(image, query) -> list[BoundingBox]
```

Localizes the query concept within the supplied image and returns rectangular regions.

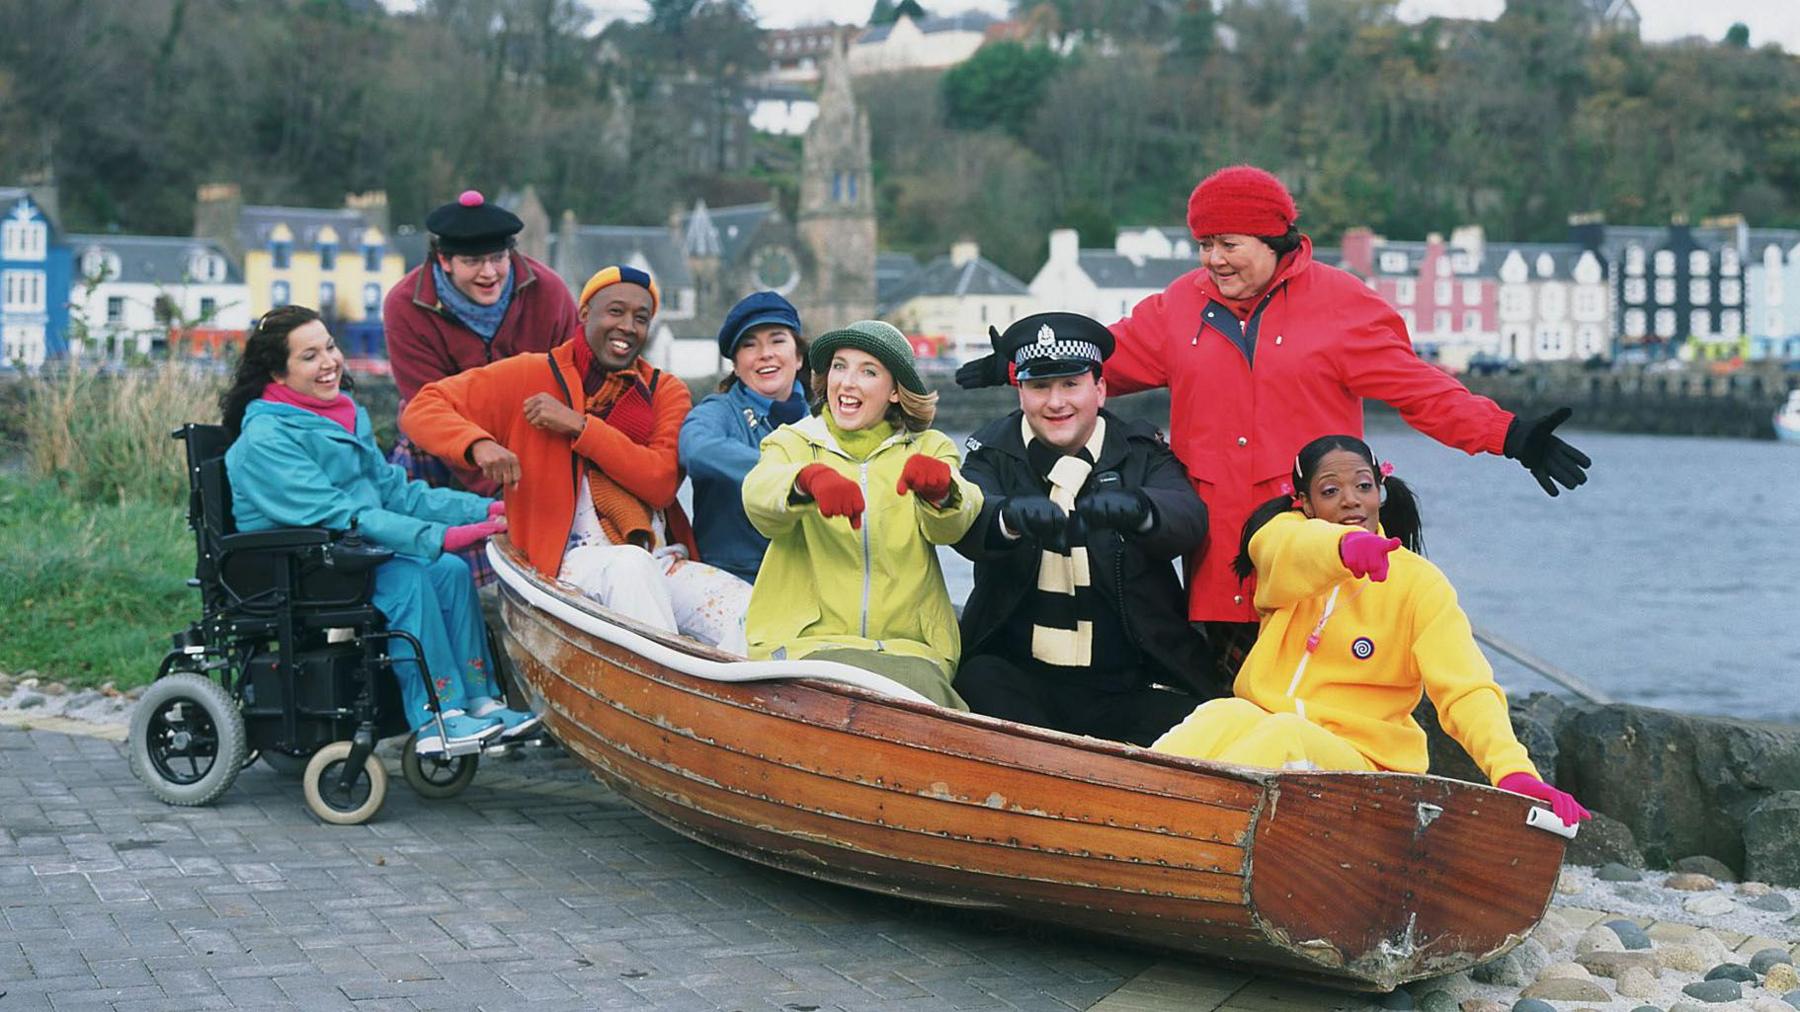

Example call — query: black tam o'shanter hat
[425,190,523,256]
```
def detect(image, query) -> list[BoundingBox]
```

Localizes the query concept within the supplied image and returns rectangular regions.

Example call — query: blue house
[0,187,72,369]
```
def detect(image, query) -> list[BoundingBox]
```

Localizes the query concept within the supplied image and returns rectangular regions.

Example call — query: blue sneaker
[414,709,503,755]
[469,699,543,740]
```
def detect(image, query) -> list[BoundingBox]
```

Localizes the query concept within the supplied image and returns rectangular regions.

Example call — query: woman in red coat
[960,166,1589,678]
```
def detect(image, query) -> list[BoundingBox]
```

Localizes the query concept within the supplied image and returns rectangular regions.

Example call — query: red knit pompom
[458,189,484,207]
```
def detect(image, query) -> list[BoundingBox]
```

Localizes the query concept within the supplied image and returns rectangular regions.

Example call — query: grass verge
[0,473,193,688]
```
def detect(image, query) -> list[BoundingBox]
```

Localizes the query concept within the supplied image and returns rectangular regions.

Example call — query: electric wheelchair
[129,423,528,824]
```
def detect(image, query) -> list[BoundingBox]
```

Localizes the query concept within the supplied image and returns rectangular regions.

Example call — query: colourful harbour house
[194,184,404,359]
[0,186,72,369]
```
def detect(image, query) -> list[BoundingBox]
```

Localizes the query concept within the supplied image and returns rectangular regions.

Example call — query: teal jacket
[225,398,490,560]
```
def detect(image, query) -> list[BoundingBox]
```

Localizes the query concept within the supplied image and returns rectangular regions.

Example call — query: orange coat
[400,341,694,580]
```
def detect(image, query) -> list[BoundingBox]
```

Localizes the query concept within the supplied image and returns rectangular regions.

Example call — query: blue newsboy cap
[717,291,803,358]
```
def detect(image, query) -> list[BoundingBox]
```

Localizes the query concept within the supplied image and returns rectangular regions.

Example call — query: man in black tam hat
[951,312,1224,746]
[384,189,580,585]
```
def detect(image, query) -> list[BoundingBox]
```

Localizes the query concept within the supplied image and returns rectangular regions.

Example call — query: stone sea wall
[1459,362,1798,441]
[1422,694,1800,886]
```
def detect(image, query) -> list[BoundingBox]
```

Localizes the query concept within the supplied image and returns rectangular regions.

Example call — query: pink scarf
[261,381,357,434]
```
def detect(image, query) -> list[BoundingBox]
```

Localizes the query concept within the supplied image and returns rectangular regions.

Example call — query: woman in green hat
[740,320,982,709]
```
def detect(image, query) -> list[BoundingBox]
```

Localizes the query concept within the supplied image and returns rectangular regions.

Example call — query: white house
[1493,245,1610,363]
[66,234,249,360]
[1027,228,1192,325]
[1744,229,1800,360]
[881,241,1041,361]
[849,12,996,76]
[746,85,820,137]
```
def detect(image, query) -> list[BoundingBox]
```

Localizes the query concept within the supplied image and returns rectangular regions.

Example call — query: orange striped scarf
[583,371,657,548]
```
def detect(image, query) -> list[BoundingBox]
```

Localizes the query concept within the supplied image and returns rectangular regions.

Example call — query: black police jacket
[952,408,1223,700]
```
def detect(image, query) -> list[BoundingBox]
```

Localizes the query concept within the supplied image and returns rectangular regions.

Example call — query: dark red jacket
[384,251,581,405]
[1105,236,1514,624]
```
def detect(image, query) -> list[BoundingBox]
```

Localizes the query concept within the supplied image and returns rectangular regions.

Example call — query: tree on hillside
[941,42,1063,135]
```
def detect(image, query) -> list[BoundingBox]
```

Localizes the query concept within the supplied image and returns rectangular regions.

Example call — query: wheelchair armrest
[219,527,333,552]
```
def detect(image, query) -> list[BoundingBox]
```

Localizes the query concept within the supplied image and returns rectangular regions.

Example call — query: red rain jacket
[1105,236,1514,623]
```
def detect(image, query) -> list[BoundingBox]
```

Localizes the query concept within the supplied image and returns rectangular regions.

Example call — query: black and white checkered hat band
[1014,339,1102,367]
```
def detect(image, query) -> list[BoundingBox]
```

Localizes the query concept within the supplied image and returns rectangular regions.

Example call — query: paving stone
[0,721,1268,1011]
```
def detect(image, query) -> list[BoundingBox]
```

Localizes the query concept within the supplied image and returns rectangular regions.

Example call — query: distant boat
[487,539,1574,992]
[1778,389,1800,443]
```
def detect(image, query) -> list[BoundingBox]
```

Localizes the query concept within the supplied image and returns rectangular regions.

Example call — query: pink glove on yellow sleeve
[1498,772,1591,827]
[1339,530,1402,582]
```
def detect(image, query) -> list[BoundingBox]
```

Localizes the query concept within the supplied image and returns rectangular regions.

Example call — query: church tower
[796,39,876,330]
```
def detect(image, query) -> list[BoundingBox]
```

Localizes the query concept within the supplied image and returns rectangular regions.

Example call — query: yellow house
[197,185,405,324]
[239,212,405,321]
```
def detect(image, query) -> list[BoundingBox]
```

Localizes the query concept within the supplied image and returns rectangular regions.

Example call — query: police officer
[951,312,1223,746]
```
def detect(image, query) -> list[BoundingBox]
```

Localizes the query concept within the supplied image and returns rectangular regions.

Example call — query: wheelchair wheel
[301,741,387,825]
[129,672,248,807]
[401,734,479,800]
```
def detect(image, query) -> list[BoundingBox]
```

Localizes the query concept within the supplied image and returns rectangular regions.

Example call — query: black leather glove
[955,327,1010,389]
[1503,407,1591,497]
[999,496,1068,548]
[955,353,1007,390]
[1075,488,1153,533]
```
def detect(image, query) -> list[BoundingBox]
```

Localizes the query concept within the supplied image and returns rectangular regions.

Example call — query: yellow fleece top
[1238,511,1538,785]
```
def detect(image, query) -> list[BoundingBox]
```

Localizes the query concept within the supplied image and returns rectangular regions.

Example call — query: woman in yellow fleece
[1153,434,1589,825]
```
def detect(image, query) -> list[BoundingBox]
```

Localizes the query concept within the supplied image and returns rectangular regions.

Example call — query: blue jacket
[226,399,490,561]
[678,382,804,582]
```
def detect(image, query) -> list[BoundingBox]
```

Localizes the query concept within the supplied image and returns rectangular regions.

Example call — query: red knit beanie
[1186,165,1298,240]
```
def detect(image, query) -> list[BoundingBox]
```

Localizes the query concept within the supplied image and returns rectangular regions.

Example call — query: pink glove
[1498,772,1591,827]
[1339,530,1402,582]
[444,517,506,553]
[486,500,506,519]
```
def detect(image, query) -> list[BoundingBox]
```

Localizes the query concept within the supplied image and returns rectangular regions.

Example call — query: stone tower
[796,39,876,330]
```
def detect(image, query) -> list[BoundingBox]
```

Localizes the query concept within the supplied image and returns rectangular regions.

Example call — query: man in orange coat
[401,265,749,652]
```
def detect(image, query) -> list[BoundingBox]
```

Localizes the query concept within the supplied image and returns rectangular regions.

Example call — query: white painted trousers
[561,544,750,656]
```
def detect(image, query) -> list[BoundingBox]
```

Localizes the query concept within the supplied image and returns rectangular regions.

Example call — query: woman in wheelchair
[220,305,541,755]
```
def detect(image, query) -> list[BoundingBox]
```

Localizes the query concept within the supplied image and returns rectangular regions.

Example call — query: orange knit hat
[579,265,660,316]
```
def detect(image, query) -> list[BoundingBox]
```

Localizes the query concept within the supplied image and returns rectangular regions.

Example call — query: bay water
[936,422,1800,723]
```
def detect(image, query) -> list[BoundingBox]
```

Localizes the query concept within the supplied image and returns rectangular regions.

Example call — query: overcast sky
[394,0,1800,51]
[735,0,1800,50]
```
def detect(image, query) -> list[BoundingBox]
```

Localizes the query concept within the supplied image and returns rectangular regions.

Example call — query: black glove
[955,353,1008,390]
[955,326,1010,389]
[999,496,1068,548]
[1075,488,1153,533]
[1503,407,1591,497]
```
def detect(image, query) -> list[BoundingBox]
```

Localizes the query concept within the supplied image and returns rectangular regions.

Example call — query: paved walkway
[1,717,1395,1012]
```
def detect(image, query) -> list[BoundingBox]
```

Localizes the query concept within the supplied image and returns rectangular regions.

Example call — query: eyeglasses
[451,251,509,269]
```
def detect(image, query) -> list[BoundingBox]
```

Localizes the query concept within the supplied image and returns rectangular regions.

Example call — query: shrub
[22,363,223,507]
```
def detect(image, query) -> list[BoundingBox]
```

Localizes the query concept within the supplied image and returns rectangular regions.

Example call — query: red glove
[486,500,506,519]
[444,517,507,553]
[896,454,953,504]
[1498,772,1592,827]
[796,463,865,530]
[1339,530,1402,582]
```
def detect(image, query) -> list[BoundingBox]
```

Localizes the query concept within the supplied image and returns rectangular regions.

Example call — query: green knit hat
[808,319,926,394]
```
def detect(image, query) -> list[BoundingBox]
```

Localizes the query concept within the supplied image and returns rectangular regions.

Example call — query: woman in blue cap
[678,291,812,582]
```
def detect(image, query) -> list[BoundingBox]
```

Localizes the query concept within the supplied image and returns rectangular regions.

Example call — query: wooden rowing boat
[487,539,1570,992]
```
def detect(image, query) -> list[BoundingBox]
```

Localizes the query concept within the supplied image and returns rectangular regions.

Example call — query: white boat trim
[487,541,935,706]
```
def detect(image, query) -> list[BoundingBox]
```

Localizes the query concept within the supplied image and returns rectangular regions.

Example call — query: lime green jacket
[741,414,983,676]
